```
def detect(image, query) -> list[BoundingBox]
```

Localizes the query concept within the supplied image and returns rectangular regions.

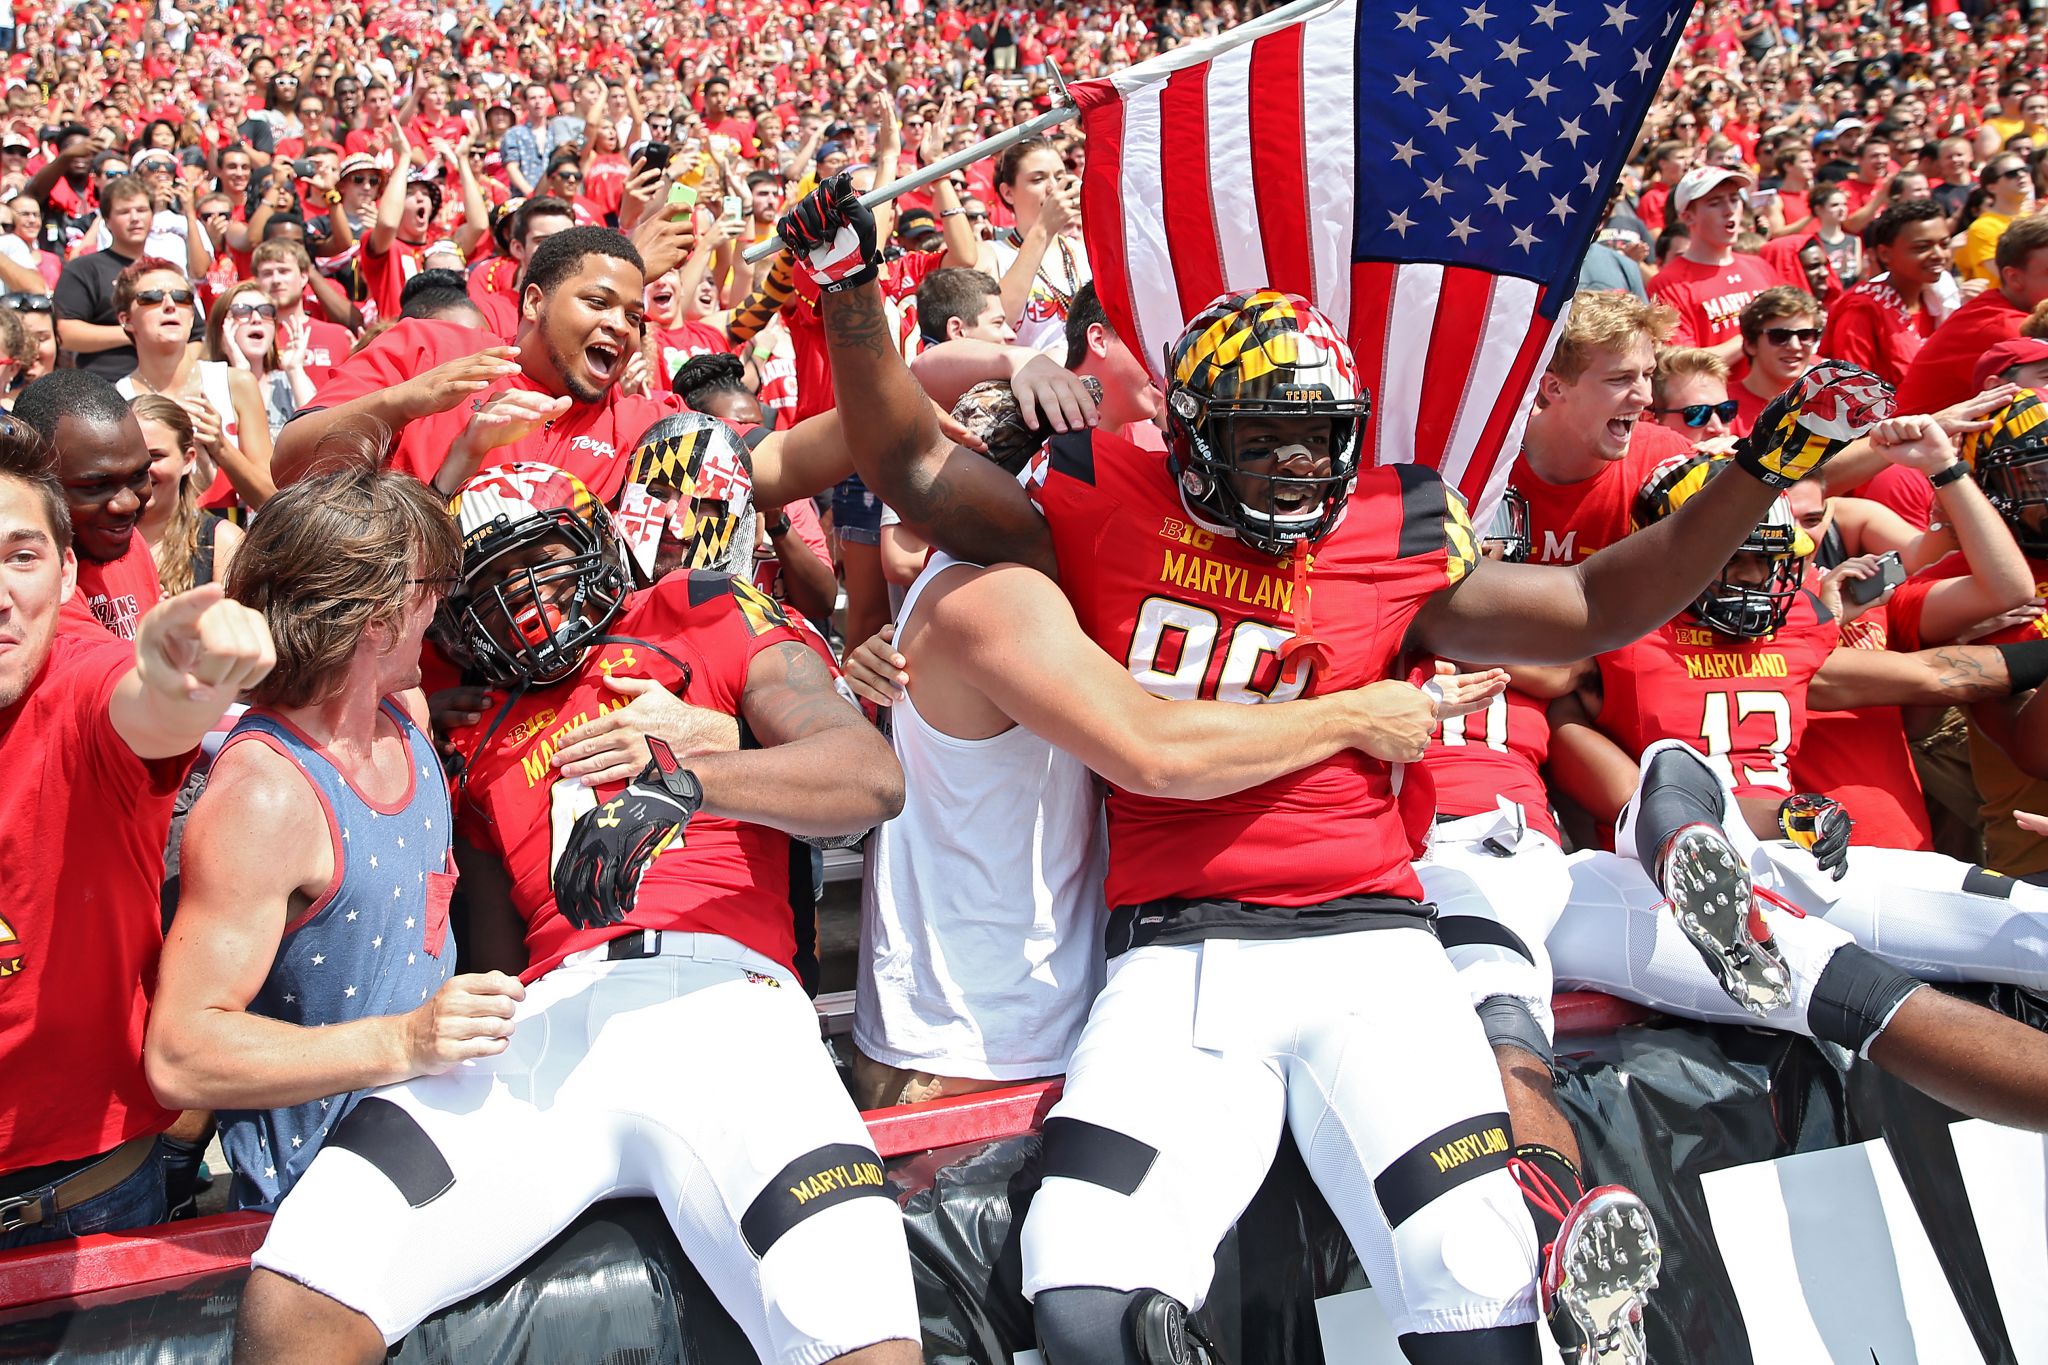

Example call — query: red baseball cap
[1975,336,2048,389]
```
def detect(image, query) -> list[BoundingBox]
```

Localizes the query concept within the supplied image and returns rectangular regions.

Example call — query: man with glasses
[1955,155,2035,283]
[1732,287,1825,436]
[543,152,593,224]
[5,292,58,384]
[1649,349,1740,445]
[55,174,154,379]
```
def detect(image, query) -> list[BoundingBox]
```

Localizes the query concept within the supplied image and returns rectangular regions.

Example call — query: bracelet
[323,189,342,205]
[1928,461,1971,489]
[766,514,793,537]
[939,207,964,218]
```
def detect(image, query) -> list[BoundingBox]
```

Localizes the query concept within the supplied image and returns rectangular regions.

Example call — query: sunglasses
[1653,399,1740,427]
[1763,326,1823,346]
[228,300,278,318]
[1,292,52,312]
[1995,165,2030,181]
[345,173,381,186]
[553,170,583,181]
[134,287,195,307]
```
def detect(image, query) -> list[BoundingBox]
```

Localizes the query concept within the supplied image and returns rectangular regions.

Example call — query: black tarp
[3,994,2036,1363]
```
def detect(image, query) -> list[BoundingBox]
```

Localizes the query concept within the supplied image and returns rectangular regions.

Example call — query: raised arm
[108,585,276,760]
[781,176,1056,575]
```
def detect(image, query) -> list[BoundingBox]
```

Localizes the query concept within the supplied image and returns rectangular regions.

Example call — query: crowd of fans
[8,0,2048,1359]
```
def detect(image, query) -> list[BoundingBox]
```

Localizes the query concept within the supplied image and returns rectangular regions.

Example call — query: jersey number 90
[1124,596,1309,703]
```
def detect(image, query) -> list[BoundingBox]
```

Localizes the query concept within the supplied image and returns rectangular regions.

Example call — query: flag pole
[740,0,1347,265]
[740,104,1080,264]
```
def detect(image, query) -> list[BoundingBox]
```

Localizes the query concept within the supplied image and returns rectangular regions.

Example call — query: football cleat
[1541,1185,1663,1365]
[1659,823,1792,1016]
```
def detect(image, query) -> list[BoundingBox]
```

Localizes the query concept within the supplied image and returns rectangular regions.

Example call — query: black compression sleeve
[1994,639,2048,694]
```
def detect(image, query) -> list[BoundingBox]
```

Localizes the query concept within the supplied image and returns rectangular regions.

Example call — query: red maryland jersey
[1029,428,1478,908]
[1596,590,1840,800]
[1421,687,1561,843]
[1516,422,1693,566]
[449,573,809,981]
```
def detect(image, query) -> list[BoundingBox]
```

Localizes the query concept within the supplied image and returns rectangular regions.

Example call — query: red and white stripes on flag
[1072,0,1571,523]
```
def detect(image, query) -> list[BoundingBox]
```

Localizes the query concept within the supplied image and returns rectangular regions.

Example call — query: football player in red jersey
[781,174,1889,1365]
[235,463,920,1365]
[1418,491,2048,1143]
[1547,452,2048,1014]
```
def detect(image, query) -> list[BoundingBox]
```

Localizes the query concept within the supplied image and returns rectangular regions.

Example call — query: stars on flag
[1359,0,1680,284]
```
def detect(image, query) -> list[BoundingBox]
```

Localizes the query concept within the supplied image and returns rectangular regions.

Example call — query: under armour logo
[599,648,639,675]
[596,798,624,828]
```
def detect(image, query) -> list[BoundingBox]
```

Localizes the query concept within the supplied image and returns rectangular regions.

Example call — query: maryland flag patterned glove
[1779,793,1854,881]
[552,737,704,930]
[1736,360,1895,490]
[775,172,880,293]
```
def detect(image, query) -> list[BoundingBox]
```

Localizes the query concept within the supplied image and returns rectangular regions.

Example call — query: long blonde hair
[132,394,202,596]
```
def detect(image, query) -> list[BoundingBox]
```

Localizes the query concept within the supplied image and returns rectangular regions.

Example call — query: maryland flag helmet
[435,462,630,688]
[1485,486,1531,563]
[1164,289,1370,554]
[616,412,755,582]
[1636,452,1816,639]
[1961,389,2048,556]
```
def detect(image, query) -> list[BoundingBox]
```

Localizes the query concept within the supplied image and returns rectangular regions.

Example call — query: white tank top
[855,553,1108,1080]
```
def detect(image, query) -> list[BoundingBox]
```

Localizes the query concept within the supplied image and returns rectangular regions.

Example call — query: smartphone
[638,140,671,174]
[1751,187,1779,211]
[1846,550,1906,605]
[719,193,744,230]
[292,157,316,180]
[668,181,700,211]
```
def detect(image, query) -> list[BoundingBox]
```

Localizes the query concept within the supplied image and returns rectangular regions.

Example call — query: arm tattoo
[744,641,862,745]
[1933,648,1999,699]
[821,288,896,361]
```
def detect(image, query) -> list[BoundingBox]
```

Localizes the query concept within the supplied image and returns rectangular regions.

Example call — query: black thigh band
[1808,943,1924,1058]
[740,1142,891,1258]
[1040,1116,1159,1197]
[1374,1112,1513,1229]
[1435,915,1536,966]
[326,1097,456,1210]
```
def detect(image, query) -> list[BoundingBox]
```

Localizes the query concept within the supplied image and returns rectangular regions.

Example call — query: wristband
[1928,460,1971,489]
[939,207,965,218]
[1994,638,2048,693]
[766,514,792,537]
[324,189,342,205]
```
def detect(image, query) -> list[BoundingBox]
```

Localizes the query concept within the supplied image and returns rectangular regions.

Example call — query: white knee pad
[1379,1159,1541,1335]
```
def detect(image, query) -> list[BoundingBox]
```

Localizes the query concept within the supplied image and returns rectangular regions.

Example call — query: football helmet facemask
[1163,289,1370,555]
[1963,389,2048,557]
[1636,452,1815,638]
[435,462,631,688]
[1484,486,1531,563]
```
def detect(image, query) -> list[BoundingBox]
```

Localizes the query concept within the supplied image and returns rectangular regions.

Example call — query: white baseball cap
[1672,165,1754,215]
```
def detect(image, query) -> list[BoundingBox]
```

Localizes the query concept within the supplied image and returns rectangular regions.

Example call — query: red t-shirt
[1646,252,1791,350]
[1819,278,1941,389]
[1851,462,1938,530]
[1729,377,1773,438]
[448,574,808,981]
[60,537,163,640]
[359,237,428,328]
[1596,589,1840,800]
[0,632,188,1171]
[1894,287,2029,416]
[1515,422,1695,566]
[1789,596,1935,851]
[1029,428,1471,907]
[296,315,356,374]
[1637,181,1674,235]
[309,318,683,503]
[1421,687,1561,842]
[652,319,732,383]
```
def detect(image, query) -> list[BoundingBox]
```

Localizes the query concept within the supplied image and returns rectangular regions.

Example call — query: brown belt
[0,1135,157,1235]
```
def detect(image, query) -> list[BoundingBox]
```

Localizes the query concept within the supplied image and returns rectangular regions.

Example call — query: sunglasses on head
[228,300,278,318]
[1764,325,1823,345]
[134,287,195,307]
[1653,399,1740,427]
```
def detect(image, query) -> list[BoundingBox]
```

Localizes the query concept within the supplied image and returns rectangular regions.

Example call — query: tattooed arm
[818,278,1058,576]
[686,640,904,837]
[1807,642,2021,711]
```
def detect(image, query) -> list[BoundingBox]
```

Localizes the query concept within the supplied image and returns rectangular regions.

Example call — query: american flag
[1072,0,1693,519]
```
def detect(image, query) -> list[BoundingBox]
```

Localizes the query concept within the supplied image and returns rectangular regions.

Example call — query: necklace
[1007,226,1078,315]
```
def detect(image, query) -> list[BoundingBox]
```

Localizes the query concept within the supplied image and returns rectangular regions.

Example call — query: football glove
[1778,793,1853,881]
[1735,359,1895,490]
[551,737,704,930]
[775,172,879,293]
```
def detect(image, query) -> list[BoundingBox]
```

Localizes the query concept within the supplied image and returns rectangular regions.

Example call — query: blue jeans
[831,474,883,547]
[0,1138,170,1250]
